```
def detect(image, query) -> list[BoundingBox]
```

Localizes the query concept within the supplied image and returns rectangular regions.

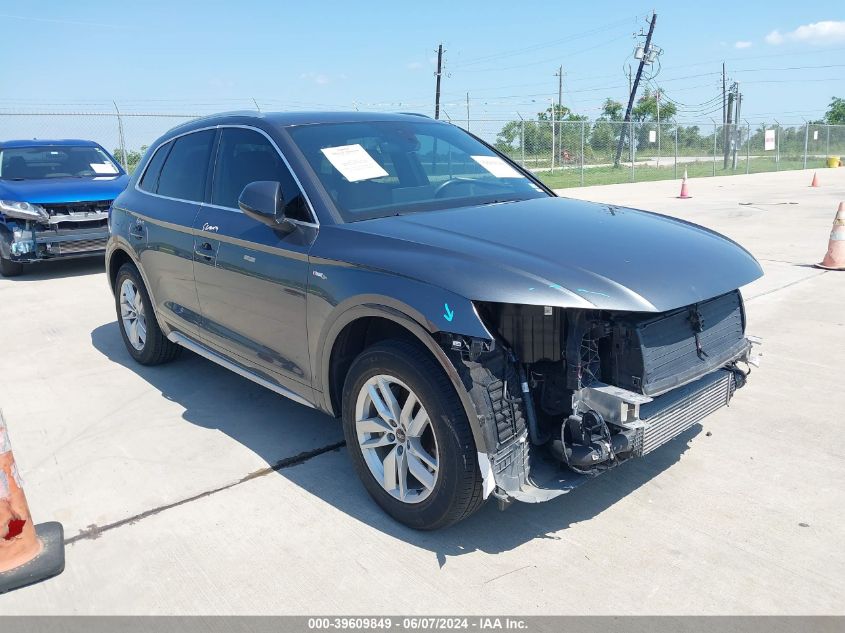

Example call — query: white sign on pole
[813,130,819,141]
[648,130,657,143]
[764,129,775,151]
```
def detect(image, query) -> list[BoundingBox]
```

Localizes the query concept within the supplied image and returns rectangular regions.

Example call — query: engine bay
[467,290,760,497]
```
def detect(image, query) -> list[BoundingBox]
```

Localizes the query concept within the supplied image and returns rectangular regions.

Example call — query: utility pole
[614,12,657,167]
[655,89,661,167]
[554,65,563,170]
[723,82,735,169]
[434,43,444,120]
[466,92,470,131]
[732,85,742,169]
[722,62,727,125]
[555,65,563,114]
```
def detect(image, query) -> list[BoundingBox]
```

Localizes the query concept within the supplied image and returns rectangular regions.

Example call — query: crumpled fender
[307,258,497,457]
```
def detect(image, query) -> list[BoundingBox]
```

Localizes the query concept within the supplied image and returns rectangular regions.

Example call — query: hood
[320,196,763,313]
[0,175,129,205]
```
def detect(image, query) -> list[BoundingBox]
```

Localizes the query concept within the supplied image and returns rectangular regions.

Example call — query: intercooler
[635,369,735,455]
[54,238,108,255]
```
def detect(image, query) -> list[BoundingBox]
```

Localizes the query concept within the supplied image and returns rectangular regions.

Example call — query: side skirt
[167,331,316,410]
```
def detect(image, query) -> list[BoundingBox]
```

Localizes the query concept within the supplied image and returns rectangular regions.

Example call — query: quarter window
[212,128,310,222]
[156,130,215,202]
[138,141,171,193]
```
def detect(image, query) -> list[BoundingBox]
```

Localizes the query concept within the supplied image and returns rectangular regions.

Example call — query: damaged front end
[0,199,111,264]
[447,290,762,506]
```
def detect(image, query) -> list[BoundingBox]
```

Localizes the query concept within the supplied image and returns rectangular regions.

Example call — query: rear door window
[156,130,215,202]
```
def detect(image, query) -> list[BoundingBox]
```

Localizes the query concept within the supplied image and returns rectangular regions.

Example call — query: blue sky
[1,1,843,123]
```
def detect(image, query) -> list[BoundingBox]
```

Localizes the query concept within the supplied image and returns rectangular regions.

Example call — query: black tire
[114,263,181,365]
[0,255,23,278]
[342,339,484,530]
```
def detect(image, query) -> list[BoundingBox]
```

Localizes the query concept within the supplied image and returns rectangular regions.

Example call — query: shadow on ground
[2,256,104,282]
[91,321,698,565]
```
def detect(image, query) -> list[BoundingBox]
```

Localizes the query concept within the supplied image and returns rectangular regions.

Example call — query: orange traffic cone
[678,169,691,199]
[815,202,845,271]
[0,410,64,594]
[811,172,820,187]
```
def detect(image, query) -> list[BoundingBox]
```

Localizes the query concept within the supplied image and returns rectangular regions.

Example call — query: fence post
[826,125,830,157]
[630,121,635,182]
[803,121,809,169]
[520,119,525,167]
[113,101,128,172]
[746,122,751,174]
[656,122,661,168]
[774,121,780,171]
[674,125,678,179]
[550,112,556,172]
[712,121,717,177]
[580,120,585,186]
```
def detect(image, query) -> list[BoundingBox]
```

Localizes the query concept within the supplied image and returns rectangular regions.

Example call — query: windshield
[0,145,121,180]
[288,120,548,222]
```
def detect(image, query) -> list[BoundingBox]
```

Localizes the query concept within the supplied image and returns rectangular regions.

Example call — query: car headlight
[0,200,49,222]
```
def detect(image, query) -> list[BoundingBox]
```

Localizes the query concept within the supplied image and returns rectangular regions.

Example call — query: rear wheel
[0,255,23,278]
[114,263,180,365]
[342,340,484,530]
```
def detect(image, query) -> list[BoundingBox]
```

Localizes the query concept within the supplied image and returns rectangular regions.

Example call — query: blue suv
[0,139,128,277]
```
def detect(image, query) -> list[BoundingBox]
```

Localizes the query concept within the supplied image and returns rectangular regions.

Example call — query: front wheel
[0,255,23,277]
[342,340,484,530]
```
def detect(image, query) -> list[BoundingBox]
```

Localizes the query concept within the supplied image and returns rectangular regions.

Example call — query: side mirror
[238,181,295,234]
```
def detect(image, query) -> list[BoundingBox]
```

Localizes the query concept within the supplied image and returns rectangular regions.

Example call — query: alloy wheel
[354,374,440,504]
[120,278,147,351]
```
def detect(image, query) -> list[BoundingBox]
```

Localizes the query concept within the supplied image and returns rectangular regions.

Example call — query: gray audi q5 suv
[106,111,762,529]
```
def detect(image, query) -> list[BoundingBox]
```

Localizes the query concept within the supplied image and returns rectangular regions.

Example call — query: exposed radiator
[610,290,748,396]
[55,238,108,255]
[636,369,734,455]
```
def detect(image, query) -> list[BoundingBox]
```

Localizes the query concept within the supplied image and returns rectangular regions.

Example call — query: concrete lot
[1,168,844,614]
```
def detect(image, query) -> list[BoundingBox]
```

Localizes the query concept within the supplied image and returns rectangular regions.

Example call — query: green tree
[112,145,148,174]
[600,98,624,121]
[537,103,586,122]
[495,105,587,158]
[824,97,845,124]
[631,89,677,122]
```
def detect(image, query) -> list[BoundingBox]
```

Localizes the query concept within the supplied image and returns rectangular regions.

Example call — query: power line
[453,33,632,74]
[449,16,639,69]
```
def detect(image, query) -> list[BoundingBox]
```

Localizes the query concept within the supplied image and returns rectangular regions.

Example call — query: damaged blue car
[0,139,128,277]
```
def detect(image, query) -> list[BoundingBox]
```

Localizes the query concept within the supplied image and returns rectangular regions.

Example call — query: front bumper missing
[9,226,109,261]
[493,337,761,504]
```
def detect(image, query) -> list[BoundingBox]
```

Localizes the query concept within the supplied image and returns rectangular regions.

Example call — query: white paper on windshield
[321,144,388,182]
[90,162,118,174]
[471,155,523,178]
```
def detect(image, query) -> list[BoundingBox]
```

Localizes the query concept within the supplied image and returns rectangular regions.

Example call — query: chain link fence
[1,111,843,189]
[461,118,845,189]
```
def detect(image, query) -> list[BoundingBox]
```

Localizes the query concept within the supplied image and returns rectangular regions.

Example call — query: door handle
[194,241,215,259]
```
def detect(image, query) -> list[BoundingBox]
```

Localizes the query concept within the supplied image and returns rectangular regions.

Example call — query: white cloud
[766,20,845,45]
[765,30,784,45]
[734,40,752,49]
[300,72,330,85]
[406,61,423,70]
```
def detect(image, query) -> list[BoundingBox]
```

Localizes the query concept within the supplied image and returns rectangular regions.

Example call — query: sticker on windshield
[471,155,523,178]
[320,144,388,182]
[90,162,118,174]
